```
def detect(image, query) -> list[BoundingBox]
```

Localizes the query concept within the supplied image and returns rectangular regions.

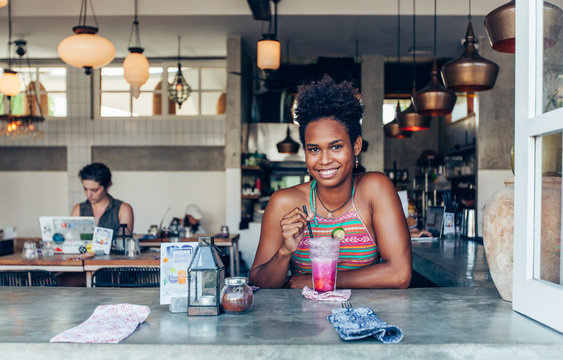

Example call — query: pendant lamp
[441,1,499,92]
[0,1,20,97]
[384,0,411,139]
[58,0,115,75]
[257,0,281,73]
[0,0,7,8]
[484,1,563,54]
[167,36,192,108]
[123,0,149,98]
[399,0,431,132]
[276,125,300,154]
[412,0,456,116]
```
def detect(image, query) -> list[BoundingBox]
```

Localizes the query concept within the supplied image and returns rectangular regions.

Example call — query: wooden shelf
[241,195,260,199]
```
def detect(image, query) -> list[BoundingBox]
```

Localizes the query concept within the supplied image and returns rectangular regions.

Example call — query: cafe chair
[0,270,58,287]
[92,267,160,288]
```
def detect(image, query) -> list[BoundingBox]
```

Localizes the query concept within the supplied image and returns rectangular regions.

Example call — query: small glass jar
[22,241,38,260]
[220,277,253,314]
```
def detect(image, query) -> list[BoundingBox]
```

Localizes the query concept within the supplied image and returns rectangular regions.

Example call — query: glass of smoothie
[309,237,340,292]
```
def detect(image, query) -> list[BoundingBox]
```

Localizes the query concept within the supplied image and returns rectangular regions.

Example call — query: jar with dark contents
[220,277,253,314]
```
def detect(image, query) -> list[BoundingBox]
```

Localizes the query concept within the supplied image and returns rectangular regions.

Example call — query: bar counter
[1,286,561,359]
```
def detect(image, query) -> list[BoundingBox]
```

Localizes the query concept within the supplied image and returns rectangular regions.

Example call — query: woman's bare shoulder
[267,182,310,210]
[356,171,393,189]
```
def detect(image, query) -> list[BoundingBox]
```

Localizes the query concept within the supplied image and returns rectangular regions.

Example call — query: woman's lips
[316,168,339,179]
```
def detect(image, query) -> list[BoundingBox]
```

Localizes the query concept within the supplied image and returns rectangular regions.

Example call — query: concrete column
[360,55,385,172]
[225,36,242,230]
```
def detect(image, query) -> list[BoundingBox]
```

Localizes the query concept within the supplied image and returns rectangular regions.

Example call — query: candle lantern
[187,236,225,316]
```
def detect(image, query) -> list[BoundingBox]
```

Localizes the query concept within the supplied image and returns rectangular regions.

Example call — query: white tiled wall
[0,65,226,214]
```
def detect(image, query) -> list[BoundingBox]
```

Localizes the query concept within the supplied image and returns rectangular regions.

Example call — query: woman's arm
[118,202,135,234]
[70,204,80,217]
[249,189,309,288]
[338,172,412,289]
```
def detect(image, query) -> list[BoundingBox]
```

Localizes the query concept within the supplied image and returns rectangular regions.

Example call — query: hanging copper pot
[413,60,457,116]
[484,1,563,54]
[441,22,499,92]
[276,126,300,154]
[398,101,431,131]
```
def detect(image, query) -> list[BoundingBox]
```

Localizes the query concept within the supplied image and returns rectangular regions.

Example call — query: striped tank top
[290,202,380,275]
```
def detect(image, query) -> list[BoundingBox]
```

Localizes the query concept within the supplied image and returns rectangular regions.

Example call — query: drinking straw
[302,205,314,238]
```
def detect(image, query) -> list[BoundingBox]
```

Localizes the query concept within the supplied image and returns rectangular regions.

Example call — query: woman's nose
[320,150,331,164]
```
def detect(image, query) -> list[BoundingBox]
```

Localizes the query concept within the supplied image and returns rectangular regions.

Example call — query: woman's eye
[308,147,319,153]
[331,144,343,150]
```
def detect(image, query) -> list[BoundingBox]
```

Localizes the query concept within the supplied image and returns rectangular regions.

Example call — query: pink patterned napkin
[50,304,150,344]
[302,286,351,302]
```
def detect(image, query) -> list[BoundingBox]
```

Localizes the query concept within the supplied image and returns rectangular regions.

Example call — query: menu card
[91,227,113,255]
[160,242,197,305]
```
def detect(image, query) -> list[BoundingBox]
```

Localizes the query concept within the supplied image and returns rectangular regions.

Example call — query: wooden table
[139,233,241,276]
[0,253,84,273]
[83,252,160,287]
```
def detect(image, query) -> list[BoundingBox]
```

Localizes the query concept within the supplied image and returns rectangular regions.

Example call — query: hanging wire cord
[411,0,416,90]
[77,0,99,29]
[396,0,401,105]
[127,0,142,49]
[433,0,437,59]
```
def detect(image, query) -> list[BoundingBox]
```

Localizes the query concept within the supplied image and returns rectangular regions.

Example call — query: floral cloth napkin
[327,307,403,343]
[302,286,351,302]
[50,304,150,344]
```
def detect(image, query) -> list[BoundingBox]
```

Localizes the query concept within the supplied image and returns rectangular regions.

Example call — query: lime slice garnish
[331,227,345,240]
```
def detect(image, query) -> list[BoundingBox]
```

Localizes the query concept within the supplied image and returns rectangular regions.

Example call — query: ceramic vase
[482,176,561,301]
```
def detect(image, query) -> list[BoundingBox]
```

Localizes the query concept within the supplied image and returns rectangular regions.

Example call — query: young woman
[71,162,134,239]
[249,76,411,289]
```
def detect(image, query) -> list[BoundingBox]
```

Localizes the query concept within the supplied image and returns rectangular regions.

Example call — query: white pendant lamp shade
[0,0,8,8]
[58,26,115,75]
[123,49,149,98]
[257,37,281,71]
[0,69,21,97]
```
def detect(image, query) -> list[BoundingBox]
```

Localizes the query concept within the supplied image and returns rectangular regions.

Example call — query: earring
[354,156,359,168]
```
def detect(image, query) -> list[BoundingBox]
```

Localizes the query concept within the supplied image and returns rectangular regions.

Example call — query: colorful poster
[91,227,113,254]
[160,242,197,305]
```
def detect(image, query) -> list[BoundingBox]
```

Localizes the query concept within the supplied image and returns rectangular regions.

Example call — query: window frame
[95,59,226,119]
[513,0,563,332]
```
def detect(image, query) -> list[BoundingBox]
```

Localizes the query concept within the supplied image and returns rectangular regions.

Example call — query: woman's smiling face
[304,117,361,187]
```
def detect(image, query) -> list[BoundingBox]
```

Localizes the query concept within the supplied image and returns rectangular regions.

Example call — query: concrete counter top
[411,236,492,287]
[0,287,561,359]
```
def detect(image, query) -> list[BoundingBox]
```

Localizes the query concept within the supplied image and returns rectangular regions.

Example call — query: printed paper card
[91,227,113,254]
[160,242,197,305]
[443,212,455,235]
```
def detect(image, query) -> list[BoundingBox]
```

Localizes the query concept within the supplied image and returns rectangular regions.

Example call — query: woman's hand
[287,274,313,289]
[279,207,310,256]
[409,228,433,238]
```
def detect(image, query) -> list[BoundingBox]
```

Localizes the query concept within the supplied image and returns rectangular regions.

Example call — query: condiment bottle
[220,277,254,314]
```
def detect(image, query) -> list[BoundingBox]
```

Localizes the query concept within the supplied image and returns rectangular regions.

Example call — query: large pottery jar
[483,176,561,301]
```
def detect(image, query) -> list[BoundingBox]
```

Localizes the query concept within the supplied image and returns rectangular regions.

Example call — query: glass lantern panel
[167,66,199,90]
[175,93,199,115]
[201,91,223,115]
[201,67,226,90]
[542,0,563,113]
[536,132,562,285]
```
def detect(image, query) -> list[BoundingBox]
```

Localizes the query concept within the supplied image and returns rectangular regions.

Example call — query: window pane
[201,67,226,90]
[132,92,154,117]
[145,67,164,90]
[175,93,198,115]
[542,0,563,113]
[48,93,67,117]
[201,91,224,115]
[382,99,411,125]
[101,68,129,91]
[167,66,198,90]
[101,92,131,117]
[537,132,562,285]
[39,67,66,91]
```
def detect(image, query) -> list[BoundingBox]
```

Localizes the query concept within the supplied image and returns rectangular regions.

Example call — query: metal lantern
[441,21,499,92]
[384,103,412,138]
[187,236,225,316]
[276,126,300,154]
[413,61,457,116]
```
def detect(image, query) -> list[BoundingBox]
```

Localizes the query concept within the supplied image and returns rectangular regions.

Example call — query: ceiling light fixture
[123,0,149,98]
[0,0,7,8]
[0,1,20,97]
[384,0,411,139]
[58,0,115,75]
[441,0,499,92]
[412,0,456,116]
[399,0,431,132]
[257,0,281,73]
[168,36,192,109]
[484,1,563,54]
[276,125,300,154]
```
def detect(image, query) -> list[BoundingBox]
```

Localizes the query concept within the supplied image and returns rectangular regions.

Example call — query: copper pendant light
[484,1,563,54]
[276,125,300,154]
[399,0,431,132]
[413,0,456,116]
[385,103,412,138]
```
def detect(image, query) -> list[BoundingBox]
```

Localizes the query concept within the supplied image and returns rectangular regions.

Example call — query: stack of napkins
[50,304,150,344]
[327,307,403,343]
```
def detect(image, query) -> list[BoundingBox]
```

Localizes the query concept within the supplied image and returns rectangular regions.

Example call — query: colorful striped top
[290,203,380,275]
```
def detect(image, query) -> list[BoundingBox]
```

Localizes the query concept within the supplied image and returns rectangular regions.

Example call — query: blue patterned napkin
[327,307,403,343]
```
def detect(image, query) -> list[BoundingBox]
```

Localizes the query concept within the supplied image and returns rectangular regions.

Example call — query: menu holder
[160,242,197,305]
[91,227,113,255]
